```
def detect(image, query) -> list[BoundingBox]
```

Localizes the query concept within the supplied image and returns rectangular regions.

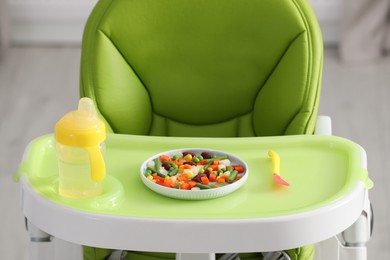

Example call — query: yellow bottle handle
[85,146,106,182]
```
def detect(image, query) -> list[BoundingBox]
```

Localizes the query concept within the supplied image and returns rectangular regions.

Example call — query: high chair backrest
[80,0,323,137]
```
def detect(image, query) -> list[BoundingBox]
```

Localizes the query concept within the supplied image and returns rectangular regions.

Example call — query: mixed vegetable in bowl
[144,151,246,190]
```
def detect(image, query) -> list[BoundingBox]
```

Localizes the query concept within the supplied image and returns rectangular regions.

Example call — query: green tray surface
[19,134,371,219]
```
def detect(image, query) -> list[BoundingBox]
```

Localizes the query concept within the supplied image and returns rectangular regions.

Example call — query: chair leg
[315,235,367,260]
[341,193,372,260]
[315,193,372,260]
[26,219,55,260]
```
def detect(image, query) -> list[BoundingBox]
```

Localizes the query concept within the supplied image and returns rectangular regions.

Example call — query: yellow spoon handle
[85,146,106,182]
[268,150,280,176]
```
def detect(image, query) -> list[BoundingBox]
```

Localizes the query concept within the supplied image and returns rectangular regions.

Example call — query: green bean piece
[196,183,212,189]
[168,168,178,177]
[203,160,213,170]
[205,155,227,163]
[217,155,228,160]
[157,172,166,177]
[227,166,234,172]
[144,169,152,177]
[213,182,228,187]
[227,170,238,183]
[154,158,161,172]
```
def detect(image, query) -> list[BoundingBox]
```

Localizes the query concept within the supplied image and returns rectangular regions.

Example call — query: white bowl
[140,148,248,200]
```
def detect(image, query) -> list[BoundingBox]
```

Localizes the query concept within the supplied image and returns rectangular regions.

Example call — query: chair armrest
[314,116,332,136]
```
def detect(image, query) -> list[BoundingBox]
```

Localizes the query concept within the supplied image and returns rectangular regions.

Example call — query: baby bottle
[55,97,106,198]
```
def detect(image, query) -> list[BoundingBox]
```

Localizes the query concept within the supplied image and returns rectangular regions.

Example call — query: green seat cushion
[80,0,322,137]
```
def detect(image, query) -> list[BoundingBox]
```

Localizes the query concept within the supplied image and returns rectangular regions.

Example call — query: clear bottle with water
[55,97,106,198]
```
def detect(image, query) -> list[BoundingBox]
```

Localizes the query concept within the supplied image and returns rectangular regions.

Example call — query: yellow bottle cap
[55,97,106,147]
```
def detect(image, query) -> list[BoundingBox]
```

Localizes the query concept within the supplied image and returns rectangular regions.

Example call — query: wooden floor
[0,46,388,259]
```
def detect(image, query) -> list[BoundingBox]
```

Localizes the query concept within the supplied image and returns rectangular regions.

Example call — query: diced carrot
[199,160,208,165]
[210,165,219,171]
[183,164,192,169]
[213,159,219,165]
[160,154,171,162]
[217,178,226,183]
[233,165,245,173]
[188,181,197,188]
[181,182,191,190]
[151,173,164,182]
[201,176,209,185]
[220,174,228,180]
[209,173,217,182]
[156,180,168,187]
[177,174,188,181]
[216,175,227,183]
[164,178,175,187]
[173,160,183,166]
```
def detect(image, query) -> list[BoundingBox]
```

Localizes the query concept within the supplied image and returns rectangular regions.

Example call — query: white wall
[7,0,342,46]
[309,0,342,46]
[8,0,97,45]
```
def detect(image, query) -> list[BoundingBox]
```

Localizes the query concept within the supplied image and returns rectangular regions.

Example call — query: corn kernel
[184,154,193,162]
[186,173,193,178]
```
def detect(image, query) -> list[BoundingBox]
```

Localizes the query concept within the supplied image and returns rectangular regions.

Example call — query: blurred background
[0,0,389,259]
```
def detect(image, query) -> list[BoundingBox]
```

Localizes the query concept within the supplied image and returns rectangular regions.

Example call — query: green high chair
[80,0,320,259]
[73,0,369,259]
